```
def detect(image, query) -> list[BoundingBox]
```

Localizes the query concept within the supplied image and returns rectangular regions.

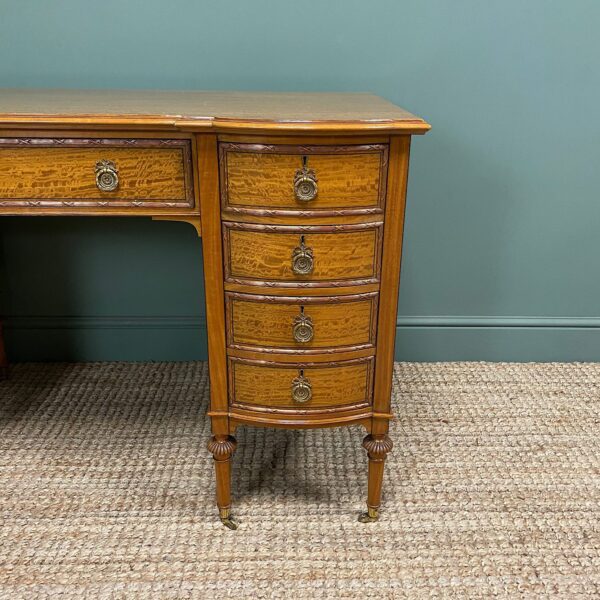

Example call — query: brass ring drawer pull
[291,237,314,275]
[292,372,312,403]
[293,313,314,343]
[95,159,119,192]
[294,157,318,202]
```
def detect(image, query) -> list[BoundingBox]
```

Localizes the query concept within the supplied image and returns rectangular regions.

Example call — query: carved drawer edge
[222,221,383,288]
[0,137,195,208]
[219,142,389,218]
[225,291,379,355]
[227,355,375,415]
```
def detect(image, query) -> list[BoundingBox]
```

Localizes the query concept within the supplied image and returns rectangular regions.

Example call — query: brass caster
[358,507,379,523]
[219,508,238,530]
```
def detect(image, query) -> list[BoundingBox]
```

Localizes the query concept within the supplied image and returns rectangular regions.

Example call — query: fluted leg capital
[362,434,393,461]
[360,434,393,523]
[207,435,237,461]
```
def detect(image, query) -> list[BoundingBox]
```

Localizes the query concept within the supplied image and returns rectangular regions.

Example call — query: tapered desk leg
[207,435,238,529]
[197,133,237,528]
[358,136,410,523]
[359,433,393,522]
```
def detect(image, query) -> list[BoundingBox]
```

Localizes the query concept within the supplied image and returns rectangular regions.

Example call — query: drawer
[229,357,374,412]
[226,292,378,353]
[220,143,387,216]
[0,137,194,209]
[223,222,382,287]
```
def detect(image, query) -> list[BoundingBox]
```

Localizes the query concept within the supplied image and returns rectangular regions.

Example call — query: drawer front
[0,138,194,209]
[223,223,382,287]
[229,358,373,412]
[220,143,387,216]
[226,292,378,353]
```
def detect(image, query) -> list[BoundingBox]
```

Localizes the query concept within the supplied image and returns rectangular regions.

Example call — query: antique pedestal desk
[0,90,429,528]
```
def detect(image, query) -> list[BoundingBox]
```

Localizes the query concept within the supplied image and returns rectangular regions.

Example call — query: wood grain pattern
[220,143,387,216]
[224,223,382,286]
[229,357,373,412]
[372,136,411,426]
[0,138,193,208]
[0,89,431,134]
[197,134,229,438]
[226,292,377,352]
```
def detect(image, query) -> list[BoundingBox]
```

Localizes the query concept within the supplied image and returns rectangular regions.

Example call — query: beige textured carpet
[0,362,599,599]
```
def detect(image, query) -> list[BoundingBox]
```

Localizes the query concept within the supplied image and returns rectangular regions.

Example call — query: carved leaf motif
[220,143,387,155]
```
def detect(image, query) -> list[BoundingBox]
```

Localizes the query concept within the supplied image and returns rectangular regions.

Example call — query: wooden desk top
[0,89,430,134]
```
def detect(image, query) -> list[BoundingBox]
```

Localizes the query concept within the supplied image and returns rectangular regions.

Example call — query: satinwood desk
[0,89,429,528]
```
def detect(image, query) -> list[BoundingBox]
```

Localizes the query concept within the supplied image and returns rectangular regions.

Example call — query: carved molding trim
[229,355,374,369]
[0,200,193,209]
[220,143,389,154]
[0,137,190,148]
[227,343,375,356]
[207,435,237,461]
[223,206,384,219]
[362,434,393,461]
[224,277,380,289]
[223,221,383,233]
[225,291,378,304]
[230,400,370,415]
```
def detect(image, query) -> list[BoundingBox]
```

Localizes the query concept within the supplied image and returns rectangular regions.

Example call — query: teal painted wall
[1,0,599,362]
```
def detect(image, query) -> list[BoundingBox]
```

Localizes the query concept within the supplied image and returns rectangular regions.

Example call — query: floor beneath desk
[0,361,599,598]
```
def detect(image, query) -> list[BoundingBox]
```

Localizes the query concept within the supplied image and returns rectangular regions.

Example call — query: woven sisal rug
[0,362,599,598]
